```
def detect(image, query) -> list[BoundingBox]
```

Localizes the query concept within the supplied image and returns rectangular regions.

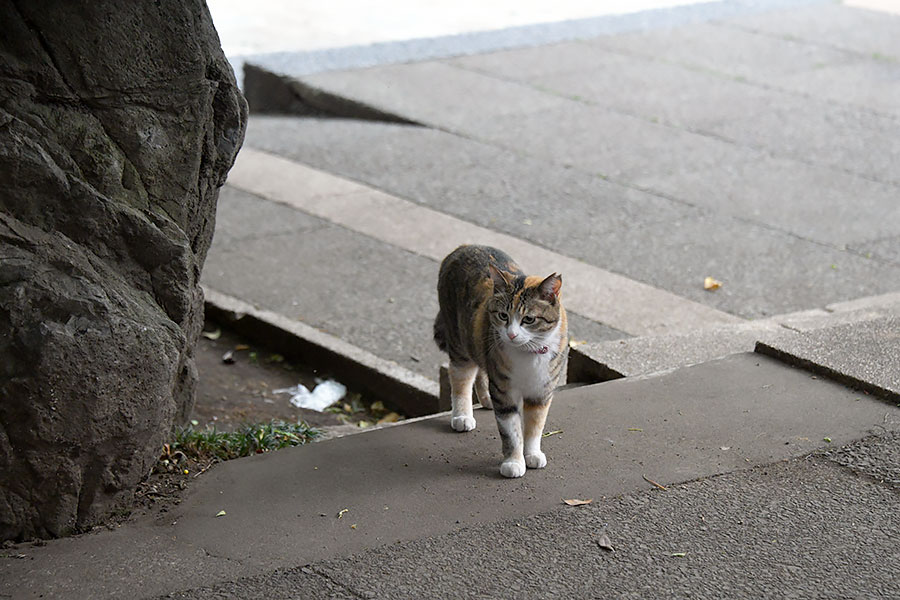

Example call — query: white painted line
[226,147,742,336]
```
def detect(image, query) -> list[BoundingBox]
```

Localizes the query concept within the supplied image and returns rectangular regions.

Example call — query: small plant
[169,420,321,462]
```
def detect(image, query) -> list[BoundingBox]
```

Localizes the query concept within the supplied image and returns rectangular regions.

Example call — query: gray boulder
[0,0,247,540]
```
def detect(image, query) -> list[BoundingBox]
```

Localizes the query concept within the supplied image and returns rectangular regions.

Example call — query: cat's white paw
[525,450,547,469]
[451,415,476,432]
[500,459,526,478]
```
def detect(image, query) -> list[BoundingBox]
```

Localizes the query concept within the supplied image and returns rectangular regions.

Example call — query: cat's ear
[539,273,562,303]
[488,264,512,293]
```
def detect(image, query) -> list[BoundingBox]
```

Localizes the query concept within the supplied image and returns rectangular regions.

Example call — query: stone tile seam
[226,148,742,335]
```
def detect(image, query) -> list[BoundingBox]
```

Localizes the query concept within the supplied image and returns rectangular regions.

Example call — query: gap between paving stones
[226,147,741,338]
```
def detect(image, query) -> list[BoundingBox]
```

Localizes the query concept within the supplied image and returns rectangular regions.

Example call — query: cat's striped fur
[434,244,568,478]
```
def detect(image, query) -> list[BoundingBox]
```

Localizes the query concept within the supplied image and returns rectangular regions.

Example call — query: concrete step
[569,292,900,383]
[7,351,899,599]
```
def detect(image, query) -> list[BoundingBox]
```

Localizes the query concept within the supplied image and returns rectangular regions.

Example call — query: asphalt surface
[3,2,900,599]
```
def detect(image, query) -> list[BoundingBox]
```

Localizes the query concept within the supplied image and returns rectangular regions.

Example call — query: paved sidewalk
[3,2,900,598]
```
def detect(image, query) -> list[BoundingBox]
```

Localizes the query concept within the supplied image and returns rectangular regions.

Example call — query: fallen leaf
[215,510,226,517]
[543,430,563,438]
[357,420,373,429]
[704,276,722,291]
[563,498,593,506]
[824,437,832,443]
[221,350,235,364]
[350,524,357,530]
[377,412,401,424]
[234,344,250,351]
[370,400,386,413]
[568,339,586,348]
[337,508,349,519]
[202,329,222,340]
[597,533,614,552]
[627,427,643,432]
[671,552,687,557]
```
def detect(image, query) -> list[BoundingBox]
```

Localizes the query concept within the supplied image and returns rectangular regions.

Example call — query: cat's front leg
[490,385,525,477]
[523,395,552,469]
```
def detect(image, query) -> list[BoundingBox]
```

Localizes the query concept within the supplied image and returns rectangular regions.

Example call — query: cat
[433,244,568,478]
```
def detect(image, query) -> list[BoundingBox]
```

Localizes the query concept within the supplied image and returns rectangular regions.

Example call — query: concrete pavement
[3,1,900,598]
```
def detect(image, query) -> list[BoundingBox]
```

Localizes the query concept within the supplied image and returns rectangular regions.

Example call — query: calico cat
[433,244,568,478]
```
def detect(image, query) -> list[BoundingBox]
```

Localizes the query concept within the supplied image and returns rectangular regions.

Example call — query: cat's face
[488,269,563,352]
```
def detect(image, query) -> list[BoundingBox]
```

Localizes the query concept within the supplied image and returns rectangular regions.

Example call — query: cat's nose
[507,332,517,340]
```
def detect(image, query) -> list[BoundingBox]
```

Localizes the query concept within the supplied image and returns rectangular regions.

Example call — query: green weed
[169,420,321,462]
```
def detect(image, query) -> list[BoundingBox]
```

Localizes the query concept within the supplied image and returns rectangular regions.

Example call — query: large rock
[0,0,247,540]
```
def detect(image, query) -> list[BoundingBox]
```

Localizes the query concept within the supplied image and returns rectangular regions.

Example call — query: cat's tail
[433,311,448,353]
[434,311,450,354]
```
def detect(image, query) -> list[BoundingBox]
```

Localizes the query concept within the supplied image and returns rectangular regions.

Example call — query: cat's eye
[498,312,509,322]
[521,316,536,325]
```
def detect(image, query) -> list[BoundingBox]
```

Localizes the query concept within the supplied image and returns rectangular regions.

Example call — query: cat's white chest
[506,347,553,399]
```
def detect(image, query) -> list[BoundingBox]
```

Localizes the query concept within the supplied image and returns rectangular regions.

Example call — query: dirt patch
[127,321,407,524]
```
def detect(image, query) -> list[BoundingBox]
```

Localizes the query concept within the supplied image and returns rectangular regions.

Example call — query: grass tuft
[170,420,321,462]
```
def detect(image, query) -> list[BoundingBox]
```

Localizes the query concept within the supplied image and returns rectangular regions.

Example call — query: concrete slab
[711,99,900,186]
[633,153,900,247]
[211,185,328,246]
[303,61,573,134]
[724,3,900,61]
[469,101,749,182]
[756,315,900,401]
[764,58,900,118]
[570,211,900,319]
[7,353,899,599]
[572,295,900,381]
[511,51,783,132]
[571,321,783,380]
[589,20,852,80]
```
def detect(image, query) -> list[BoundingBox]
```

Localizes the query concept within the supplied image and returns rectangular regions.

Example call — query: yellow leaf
[703,276,722,291]
[215,510,226,517]
[337,508,349,519]
[377,412,401,424]
[542,430,563,438]
[563,498,593,506]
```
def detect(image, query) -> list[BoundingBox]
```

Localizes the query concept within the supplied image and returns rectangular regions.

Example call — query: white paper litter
[273,380,347,411]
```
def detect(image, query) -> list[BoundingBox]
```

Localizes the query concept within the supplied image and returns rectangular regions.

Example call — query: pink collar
[530,346,550,355]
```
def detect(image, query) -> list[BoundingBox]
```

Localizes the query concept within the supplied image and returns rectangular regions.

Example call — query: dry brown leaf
[597,533,614,552]
[703,276,722,291]
[377,412,401,424]
[563,498,593,506]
